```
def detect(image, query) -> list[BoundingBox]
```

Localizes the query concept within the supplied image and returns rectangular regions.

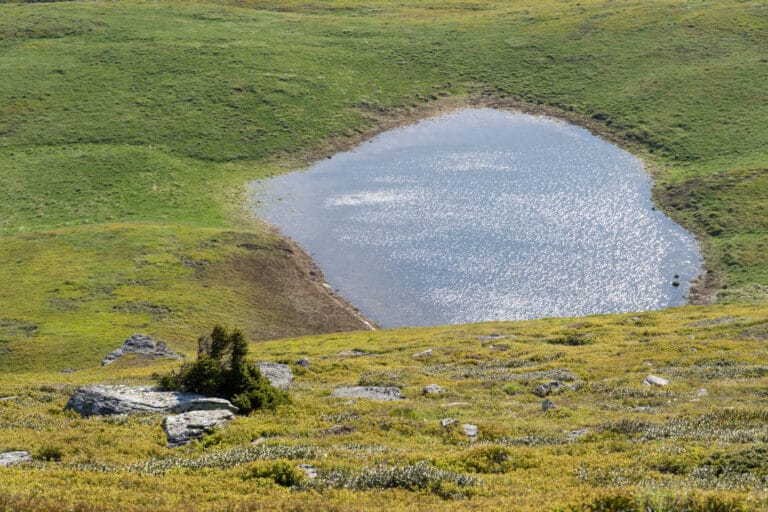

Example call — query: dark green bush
[159,325,288,415]
[242,461,304,487]
[35,445,63,462]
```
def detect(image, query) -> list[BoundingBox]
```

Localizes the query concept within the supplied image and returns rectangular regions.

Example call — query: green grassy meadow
[1,0,767,509]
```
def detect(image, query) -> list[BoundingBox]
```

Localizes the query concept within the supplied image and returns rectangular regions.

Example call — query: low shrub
[159,325,288,415]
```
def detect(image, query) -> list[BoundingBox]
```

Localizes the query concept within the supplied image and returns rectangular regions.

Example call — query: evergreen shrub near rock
[159,325,288,415]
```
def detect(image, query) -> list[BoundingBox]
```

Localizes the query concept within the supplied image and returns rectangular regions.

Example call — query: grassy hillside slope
[0,0,767,509]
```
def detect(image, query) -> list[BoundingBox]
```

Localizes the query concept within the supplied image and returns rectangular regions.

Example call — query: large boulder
[163,409,235,447]
[64,386,238,417]
[331,386,403,401]
[257,362,293,389]
[0,451,32,467]
[102,334,180,366]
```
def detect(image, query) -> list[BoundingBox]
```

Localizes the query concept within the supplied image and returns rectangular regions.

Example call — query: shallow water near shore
[250,109,701,328]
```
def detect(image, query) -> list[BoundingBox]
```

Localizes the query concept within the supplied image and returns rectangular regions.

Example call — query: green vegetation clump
[159,325,288,414]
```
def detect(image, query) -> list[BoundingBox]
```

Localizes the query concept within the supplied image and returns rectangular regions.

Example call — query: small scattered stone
[59,369,77,374]
[337,350,372,358]
[0,451,32,467]
[102,334,180,366]
[533,381,565,398]
[477,333,511,342]
[331,386,403,401]
[297,464,318,479]
[462,424,479,439]
[163,409,235,447]
[443,402,471,407]
[440,418,458,428]
[0,395,18,402]
[489,344,509,352]
[566,429,589,441]
[542,399,556,411]
[295,358,310,369]
[632,406,653,413]
[696,388,708,397]
[257,362,293,389]
[413,349,433,359]
[643,375,670,387]
[323,425,355,436]
[423,384,444,395]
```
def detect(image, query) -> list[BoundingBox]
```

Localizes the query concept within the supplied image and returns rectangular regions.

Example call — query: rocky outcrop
[0,451,32,467]
[462,424,479,439]
[163,410,235,447]
[64,386,238,417]
[102,334,180,366]
[331,386,403,401]
[257,362,293,389]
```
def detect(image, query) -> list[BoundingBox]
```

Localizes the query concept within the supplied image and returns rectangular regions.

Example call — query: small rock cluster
[102,334,180,366]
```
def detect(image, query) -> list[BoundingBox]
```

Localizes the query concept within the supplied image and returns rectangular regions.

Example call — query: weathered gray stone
[413,349,433,359]
[423,384,444,395]
[64,386,238,417]
[0,451,32,467]
[643,375,670,387]
[533,381,565,398]
[337,350,372,357]
[297,464,318,479]
[477,333,512,341]
[440,418,458,428]
[331,386,403,401]
[295,358,310,369]
[102,334,180,366]
[257,362,293,389]
[567,429,589,441]
[462,424,479,439]
[163,409,235,447]
[542,399,556,411]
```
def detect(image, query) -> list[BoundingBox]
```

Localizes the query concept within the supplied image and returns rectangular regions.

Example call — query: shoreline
[244,94,716,326]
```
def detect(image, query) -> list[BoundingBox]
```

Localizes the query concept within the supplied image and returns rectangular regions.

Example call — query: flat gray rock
[413,349,433,359]
[462,424,479,439]
[331,386,403,401]
[64,385,238,417]
[643,375,670,387]
[0,451,32,467]
[423,384,444,395]
[102,334,180,366]
[163,409,235,447]
[257,362,293,389]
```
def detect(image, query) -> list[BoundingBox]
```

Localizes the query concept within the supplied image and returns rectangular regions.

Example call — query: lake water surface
[251,109,701,327]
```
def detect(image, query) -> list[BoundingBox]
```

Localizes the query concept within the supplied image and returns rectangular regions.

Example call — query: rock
[533,381,565,397]
[337,350,372,357]
[0,451,32,467]
[163,409,235,447]
[643,375,670,387]
[323,425,355,436]
[59,369,77,374]
[477,333,511,341]
[413,349,433,359]
[462,424,479,439]
[696,388,708,397]
[0,395,18,402]
[567,429,588,441]
[331,386,403,401]
[297,464,318,479]
[440,418,458,428]
[295,358,310,369]
[542,399,556,411]
[64,386,238,417]
[443,402,471,407]
[423,384,444,395]
[102,334,180,366]
[257,362,293,389]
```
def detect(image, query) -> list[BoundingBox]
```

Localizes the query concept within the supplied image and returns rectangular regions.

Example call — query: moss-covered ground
[0,0,767,509]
